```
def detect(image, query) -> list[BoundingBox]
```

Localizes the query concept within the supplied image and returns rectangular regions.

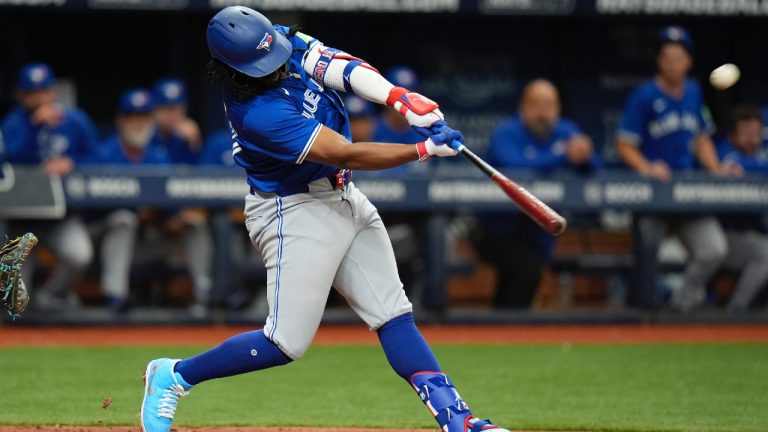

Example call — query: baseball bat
[450,140,567,236]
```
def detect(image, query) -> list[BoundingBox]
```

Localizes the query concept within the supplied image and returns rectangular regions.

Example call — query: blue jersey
[716,137,768,173]
[618,78,712,169]
[0,106,98,164]
[487,116,599,169]
[198,129,236,166]
[93,134,171,165]
[153,130,199,164]
[225,25,349,194]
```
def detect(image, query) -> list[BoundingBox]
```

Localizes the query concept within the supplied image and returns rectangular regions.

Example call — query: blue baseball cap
[659,26,693,51]
[152,78,187,106]
[18,63,55,92]
[344,95,376,119]
[385,65,420,91]
[118,88,154,115]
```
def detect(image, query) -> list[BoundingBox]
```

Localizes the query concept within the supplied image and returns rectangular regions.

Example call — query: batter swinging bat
[450,140,567,236]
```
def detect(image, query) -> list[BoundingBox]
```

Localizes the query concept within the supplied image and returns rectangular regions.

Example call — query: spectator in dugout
[615,26,741,311]
[474,78,599,309]
[85,88,170,312]
[151,78,203,164]
[715,105,768,312]
[1,62,98,311]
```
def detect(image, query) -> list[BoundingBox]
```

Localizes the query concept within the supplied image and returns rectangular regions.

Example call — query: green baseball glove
[0,233,38,320]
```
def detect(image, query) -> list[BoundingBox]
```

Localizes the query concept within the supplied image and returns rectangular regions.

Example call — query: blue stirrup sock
[378,313,474,431]
[174,329,292,386]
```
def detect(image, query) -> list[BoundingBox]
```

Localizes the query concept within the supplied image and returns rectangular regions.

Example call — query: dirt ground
[1,324,767,347]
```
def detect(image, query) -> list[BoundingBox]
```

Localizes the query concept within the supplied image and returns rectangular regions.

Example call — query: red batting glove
[386,87,444,129]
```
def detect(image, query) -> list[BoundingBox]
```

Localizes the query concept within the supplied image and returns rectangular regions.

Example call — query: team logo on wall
[257,33,273,51]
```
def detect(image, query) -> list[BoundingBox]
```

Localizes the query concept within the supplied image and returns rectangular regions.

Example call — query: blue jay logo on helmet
[257,33,273,51]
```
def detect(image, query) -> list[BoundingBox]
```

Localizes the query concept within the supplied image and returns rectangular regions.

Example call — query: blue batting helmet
[206,6,292,78]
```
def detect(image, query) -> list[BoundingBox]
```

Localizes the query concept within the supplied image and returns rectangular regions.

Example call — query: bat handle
[449,139,466,152]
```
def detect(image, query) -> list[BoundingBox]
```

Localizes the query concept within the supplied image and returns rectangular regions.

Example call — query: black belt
[250,170,352,197]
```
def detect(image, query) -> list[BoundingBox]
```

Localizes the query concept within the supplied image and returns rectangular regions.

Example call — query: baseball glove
[0,233,38,320]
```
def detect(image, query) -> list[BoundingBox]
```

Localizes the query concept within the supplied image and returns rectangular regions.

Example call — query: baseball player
[1,63,97,310]
[479,79,599,309]
[615,26,739,310]
[715,105,768,312]
[85,89,170,312]
[141,6,509,432]
[151,78,203,164]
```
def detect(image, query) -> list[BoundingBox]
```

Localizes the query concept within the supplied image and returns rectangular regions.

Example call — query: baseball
[709,63,740,90]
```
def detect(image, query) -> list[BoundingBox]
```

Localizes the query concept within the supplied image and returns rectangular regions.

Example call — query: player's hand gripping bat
[450,140,567,236]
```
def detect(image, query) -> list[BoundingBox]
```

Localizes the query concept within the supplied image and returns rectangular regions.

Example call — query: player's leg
[630,214,667,308]
[36,217,93,309]
[333,185,508,432]
[141,191,356,432]
[99,210,139,311]
[721,230,768,312]
[677,216,727,311]
[180,212,214,314]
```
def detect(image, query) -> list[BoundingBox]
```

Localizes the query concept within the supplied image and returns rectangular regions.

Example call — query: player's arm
[306,125,458,170]
[693,133,742,176]
[301,40,443,131]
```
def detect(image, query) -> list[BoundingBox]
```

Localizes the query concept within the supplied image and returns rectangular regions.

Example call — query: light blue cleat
[140,358,193,432]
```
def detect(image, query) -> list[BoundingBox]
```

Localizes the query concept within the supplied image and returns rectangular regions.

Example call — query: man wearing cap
[87,88,169,312]
[1,63,99,310]
[615,27,739,310]
[151,78,202,164]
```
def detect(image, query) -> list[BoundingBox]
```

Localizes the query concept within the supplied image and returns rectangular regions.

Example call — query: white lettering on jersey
[302,89,321,119]
[648,111,699,140]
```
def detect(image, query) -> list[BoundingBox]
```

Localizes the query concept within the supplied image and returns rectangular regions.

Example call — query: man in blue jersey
[715,106,768,312]
[85,89,169,312]
[1,63,97,310]
[615,26,738,310]
[140,7,509,432]
[478,79,598,308]
[151,78,203,164]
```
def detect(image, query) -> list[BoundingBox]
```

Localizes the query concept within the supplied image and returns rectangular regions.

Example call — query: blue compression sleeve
[174,330,291,385]
[377,312,441,380]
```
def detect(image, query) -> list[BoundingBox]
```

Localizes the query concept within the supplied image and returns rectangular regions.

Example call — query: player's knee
[59,240,94,270]
[271,334,311,361]
[108,210,139,230]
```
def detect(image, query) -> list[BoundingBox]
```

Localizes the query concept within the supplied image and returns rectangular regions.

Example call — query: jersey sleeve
[617,88,647,146]
[239,96,323,165]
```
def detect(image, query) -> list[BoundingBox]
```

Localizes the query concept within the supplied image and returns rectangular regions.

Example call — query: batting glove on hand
[416,124,464,162]
[0,232,37,320]
[386,87,444,129]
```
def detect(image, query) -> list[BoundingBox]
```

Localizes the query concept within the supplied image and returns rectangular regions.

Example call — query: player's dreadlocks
[207,25,302,101]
